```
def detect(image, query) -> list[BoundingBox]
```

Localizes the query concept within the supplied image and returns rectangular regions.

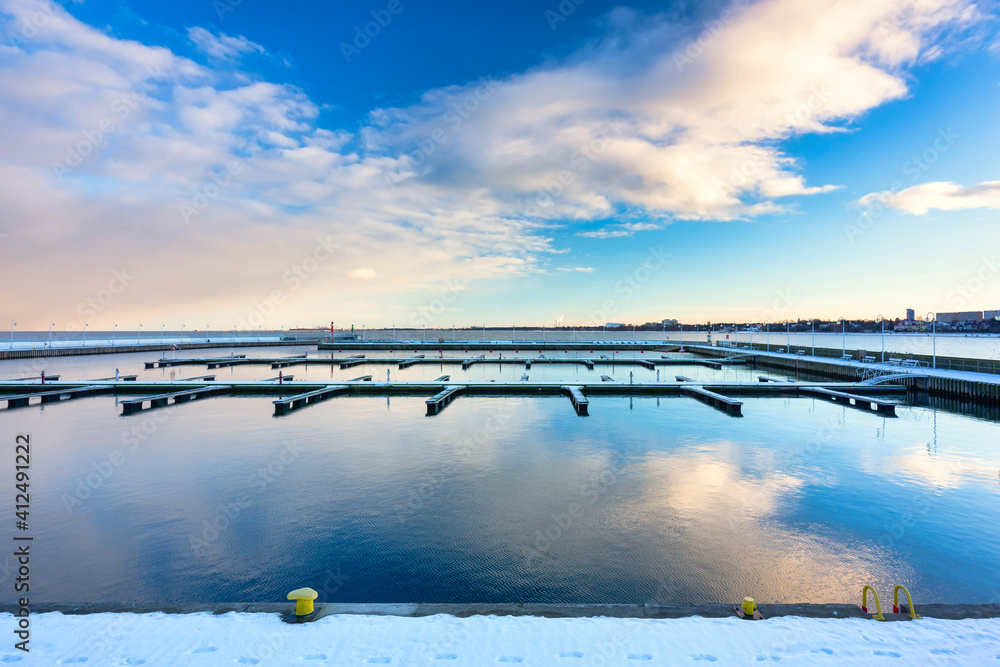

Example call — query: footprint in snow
[236,659,260,665]
[627,655,652,661]
[121,660,146,666]
[0,657,21,664]
[366,659,391,664]
[434,656,457,661]
[872,651,901,658]
[497,658,523,664]
[303,656,327,661]
[558,652,584,658]
[810,649,834,655]
[192,647,217,654]
[692,656,718,662]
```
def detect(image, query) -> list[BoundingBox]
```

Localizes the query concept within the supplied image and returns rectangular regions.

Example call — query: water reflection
[1,354,999,605]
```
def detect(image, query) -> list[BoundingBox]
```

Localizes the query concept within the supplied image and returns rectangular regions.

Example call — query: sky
[0,0,999,331]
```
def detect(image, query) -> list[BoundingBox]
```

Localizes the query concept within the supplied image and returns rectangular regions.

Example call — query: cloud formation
[859,180,1000,215]
[188,27,266,62]
[0,0,983,326]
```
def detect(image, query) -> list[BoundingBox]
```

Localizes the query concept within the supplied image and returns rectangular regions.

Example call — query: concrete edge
[4,603,999,621]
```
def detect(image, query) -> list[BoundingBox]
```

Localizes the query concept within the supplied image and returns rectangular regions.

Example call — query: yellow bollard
[861,585,886,621]
[892,585,922,619]
[287,587,318,616]
[742,597,757,617]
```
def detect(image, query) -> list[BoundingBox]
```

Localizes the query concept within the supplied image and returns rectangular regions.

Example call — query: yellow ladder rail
[892,585,922,619]
[861,585,886,621]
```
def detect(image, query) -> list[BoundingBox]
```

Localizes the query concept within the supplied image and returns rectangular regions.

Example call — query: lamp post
[422,325,426,343]
[512,324,515,344]
[765,321,770,352]
[137,323,141,345]
[927,312,936,369]
[48,321,54,348]
[482,324,485,342]
[9,321,14,349]
[83,322,88,347]
[112,322,117,345]
[786,320,791,353]
[876,314,885,363]
[811,319,815,357]
[841,317,846,358]
[160,323,164,344]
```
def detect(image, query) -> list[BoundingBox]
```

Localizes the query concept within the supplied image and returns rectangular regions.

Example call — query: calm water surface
[1,348,999,605]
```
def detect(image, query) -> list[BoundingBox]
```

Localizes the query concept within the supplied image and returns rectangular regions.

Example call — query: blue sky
[1,0,999,330]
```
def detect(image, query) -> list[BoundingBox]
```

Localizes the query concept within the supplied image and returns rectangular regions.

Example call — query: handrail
[892,585,922,619]
[861,585,886,621]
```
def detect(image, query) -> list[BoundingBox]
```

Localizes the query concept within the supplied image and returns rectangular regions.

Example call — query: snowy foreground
[3,612,999,666]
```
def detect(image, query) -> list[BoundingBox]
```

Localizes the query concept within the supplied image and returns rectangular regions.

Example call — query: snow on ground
[2,612,999,666]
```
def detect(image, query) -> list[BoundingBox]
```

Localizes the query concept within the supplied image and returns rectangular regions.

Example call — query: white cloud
[188,27,266,62]
[577,229,634,239]
[557,266,595,272]
[0,0,984,325]
[346,268,377,281]
[859,180,1000,215]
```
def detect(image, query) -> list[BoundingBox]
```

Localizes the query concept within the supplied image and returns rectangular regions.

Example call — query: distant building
[906,308,915,322]
[606,323,622,328]
[936,311,984,324]
[985,310,1000,320]
[661,318,679,328]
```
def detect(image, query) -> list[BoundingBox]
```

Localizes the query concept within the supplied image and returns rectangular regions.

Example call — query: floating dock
[0,379,905,419]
